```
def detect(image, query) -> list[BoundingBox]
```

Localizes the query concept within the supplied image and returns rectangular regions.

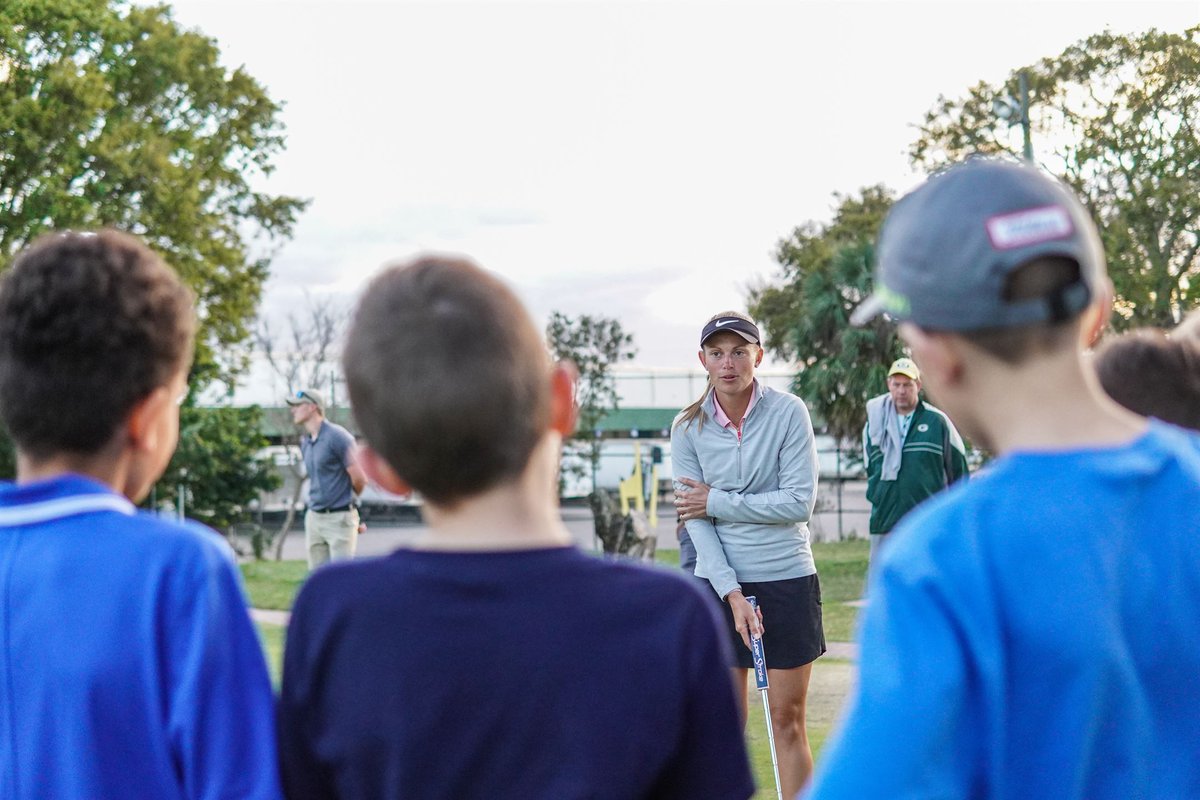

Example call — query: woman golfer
[671,310,825,796]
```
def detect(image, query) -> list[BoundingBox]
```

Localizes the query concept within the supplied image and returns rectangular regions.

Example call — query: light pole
[993,70,1034,162]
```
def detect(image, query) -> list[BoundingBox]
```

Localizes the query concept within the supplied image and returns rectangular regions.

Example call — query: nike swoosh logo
[714,319,735,327]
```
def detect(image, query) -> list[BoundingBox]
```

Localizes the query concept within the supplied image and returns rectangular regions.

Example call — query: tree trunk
[272,451,305,561]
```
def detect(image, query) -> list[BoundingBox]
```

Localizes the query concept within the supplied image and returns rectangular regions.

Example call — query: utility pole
[1018,71,1033,162]
[993,69,1034,163]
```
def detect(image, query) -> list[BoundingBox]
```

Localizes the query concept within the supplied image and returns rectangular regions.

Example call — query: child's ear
[355,444,412,497]
[549,361,578,437]
[125,385,172,455]
[1081,277,1114,348]
[899,324,964,390]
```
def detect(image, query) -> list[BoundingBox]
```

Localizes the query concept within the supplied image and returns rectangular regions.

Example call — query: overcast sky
[157,0,1197,402]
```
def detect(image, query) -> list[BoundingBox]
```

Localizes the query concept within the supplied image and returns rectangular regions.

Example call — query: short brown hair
[342,256,551,507]
[1094,330,1200,431]
[0,230,195,460]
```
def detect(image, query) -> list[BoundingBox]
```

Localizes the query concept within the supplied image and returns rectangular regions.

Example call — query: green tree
[0,1,304,530]
[748,186,902,445]
[0,0,307,386]
[910,26,1200,329]
[545,312,636,492]
[155,405,279,536]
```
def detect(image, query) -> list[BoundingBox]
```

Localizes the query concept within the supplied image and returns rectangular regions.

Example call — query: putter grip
[747,595,768,690]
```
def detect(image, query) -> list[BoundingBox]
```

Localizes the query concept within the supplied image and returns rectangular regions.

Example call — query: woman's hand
[726,590,764,651]
[674,477,712,521]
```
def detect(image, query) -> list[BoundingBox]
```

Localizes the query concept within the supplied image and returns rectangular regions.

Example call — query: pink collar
[711,381,758,429]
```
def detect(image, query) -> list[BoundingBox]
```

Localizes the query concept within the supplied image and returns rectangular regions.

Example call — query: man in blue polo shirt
[287,388,365,568]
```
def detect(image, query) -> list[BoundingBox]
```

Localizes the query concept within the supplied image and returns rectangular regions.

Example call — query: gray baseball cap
[286,388,325,411]
[850,158,1106,331]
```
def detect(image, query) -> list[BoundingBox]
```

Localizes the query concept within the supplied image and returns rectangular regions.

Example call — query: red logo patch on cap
[985,205,1073,250]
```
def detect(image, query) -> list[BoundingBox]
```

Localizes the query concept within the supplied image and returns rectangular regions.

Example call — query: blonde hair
[673,310,760,432]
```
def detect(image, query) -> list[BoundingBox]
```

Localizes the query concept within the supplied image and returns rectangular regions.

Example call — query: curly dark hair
[0,230,196,460]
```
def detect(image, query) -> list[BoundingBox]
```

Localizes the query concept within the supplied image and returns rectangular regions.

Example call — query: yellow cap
[888,358,920,381]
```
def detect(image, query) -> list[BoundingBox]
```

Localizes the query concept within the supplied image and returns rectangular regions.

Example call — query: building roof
[253,405,678,440]
[258,406,359,439]
[592,407,678,437]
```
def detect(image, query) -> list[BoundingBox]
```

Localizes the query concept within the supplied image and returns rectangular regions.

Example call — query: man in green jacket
[863,358,969,561]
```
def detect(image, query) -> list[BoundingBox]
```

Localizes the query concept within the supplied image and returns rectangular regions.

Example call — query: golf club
[747,595,783,800]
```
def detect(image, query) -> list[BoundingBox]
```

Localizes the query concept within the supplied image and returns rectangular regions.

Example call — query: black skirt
[719,574,825,670]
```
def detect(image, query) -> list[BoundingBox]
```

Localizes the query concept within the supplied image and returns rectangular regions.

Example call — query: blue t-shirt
[0,474,282,799]
[300,419,357,510]
[805,422,1200,800]
[278,546,754,800]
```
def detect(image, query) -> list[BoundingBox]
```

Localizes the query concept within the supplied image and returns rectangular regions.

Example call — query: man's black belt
[311,504,353,514]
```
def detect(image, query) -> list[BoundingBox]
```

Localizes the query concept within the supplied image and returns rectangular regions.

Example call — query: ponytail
[674,378,712,433]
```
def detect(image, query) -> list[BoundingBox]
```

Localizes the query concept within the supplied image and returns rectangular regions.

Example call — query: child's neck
[973,350,1147,455]
[304,415,324,438]
[16,448,134,499]
[405,436,573,552]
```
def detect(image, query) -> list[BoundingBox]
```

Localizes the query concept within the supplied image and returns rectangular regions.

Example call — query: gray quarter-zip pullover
[671,381,819,600]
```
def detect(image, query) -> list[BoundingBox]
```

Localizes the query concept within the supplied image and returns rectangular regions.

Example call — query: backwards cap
[851,158,1106,331]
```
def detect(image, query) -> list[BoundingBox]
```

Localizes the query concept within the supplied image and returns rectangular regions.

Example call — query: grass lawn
[651,541,867,640]
[240,540,868,628]
[243,538,868,797]
[745,658,855,798]
[240,560,309,610]
[255,622,285,688]
[810,539,868,642]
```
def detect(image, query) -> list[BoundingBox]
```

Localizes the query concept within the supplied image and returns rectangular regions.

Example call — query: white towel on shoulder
[866,394,903,481]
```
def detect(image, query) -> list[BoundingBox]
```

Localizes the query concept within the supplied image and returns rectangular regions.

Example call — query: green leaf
[909,26,1200,329]
[749,187,902,444]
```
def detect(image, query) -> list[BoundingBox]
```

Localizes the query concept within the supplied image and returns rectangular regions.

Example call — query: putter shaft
[747,596,784,800]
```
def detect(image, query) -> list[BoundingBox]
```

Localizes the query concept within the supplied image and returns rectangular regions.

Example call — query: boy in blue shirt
[0,231,282,799]
[277,256,753,799]
[806,159,1200,799]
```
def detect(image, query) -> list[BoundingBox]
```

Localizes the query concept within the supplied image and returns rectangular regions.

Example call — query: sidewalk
[263,503,676,561]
